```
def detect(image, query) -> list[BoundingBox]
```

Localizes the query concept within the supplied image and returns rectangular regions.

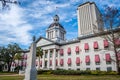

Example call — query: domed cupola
[48,15,65,29]
[53,15,59,23]
[46,15,66,42]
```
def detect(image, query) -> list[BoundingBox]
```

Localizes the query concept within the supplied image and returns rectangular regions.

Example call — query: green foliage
[37,70,52,74]
[14,53,22,60]
[52,69,81,75]
[0,43,22,72]
[38,69,118,75]
[36,47,43,58]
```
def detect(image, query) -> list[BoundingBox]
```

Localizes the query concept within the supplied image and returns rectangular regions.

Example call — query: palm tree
[36,47,43,69]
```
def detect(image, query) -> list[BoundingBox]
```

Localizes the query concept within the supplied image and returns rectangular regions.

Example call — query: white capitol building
[10,2,120,72]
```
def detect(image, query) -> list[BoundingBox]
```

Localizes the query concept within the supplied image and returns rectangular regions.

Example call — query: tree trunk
[7,62,11,72]
[109,20,120,74]
[114,46,120,74]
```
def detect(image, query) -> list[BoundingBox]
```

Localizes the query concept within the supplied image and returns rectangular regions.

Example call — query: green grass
[0,74,120,80]
[0,72,17,75]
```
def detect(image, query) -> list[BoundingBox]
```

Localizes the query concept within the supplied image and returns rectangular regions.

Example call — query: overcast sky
[0,0,120,49]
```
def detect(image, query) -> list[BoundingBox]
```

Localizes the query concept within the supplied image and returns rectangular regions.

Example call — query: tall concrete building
[77,2,104,37]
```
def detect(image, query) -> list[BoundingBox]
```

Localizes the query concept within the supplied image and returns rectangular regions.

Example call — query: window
[56,53,58,57]
[50,60,52,66]
[76,52,79,54]
[105,54,111,65]
[56,50,58,57]
[76,57,80,66]
[60,49,64,56]
[76,63,80,66]
[67,48,71,55]
[86,68,90,70]
[45,53,47,58]
[68,64,71,67]
[50,53,52,58]
[84,43,89,50]
[96,67,100,70]
[60,59,64,66]
[77,68,80,70]
[75,46,80,54]
[86,62,90,65]
[56,60,58,66]
[67,58,71,66]
[93,41,99,49]
[45,61,47,68]
[68,68,71,70]
[106,61,111,65]
[95,55,100,65]
[107,67,112,71]
[96,62,100,65]
[85,50,89,52]
[85,56,90,65]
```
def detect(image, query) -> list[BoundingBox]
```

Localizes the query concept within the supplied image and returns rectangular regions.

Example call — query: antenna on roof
[55,6,58,15]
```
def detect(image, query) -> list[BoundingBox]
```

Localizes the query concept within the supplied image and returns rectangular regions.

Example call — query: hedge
[37,69,118,75]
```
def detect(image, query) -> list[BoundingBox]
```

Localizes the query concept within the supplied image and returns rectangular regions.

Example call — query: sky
[0,0,120,49]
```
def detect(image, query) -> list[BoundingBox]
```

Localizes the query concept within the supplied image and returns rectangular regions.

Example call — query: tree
[103,6,120,74]
[36,47,43,69]
[0,43,22,72]
[14,53,22,72]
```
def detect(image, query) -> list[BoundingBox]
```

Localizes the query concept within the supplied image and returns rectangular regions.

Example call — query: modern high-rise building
[77,2,104,37]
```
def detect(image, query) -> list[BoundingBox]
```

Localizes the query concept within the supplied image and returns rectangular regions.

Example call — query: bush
[37,70,52,75]
[38,69,118,75]
[52,69,81,75]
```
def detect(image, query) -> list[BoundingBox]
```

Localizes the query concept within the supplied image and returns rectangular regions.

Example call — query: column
[58,50,60,67]
[52,49,56,70]
[47,50,50,69]
[42,50,45,69]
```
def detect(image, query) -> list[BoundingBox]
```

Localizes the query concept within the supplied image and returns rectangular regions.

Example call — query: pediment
[36,37,54,47]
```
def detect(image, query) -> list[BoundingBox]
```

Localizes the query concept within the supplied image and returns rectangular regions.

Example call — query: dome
[48,15,65,29]
[53,15,59,22]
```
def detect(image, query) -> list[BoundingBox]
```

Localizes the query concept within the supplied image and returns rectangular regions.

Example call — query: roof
[48,14,65,30]
[77,1,102,15]
[48,22,65,29]
[78,1,94,7]
[78,28,120,40]
[36,36,55,43]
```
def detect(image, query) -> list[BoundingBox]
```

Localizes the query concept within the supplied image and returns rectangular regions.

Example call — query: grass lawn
[0,74,120,80]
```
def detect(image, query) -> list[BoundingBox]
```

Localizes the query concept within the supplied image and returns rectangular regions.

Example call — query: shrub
[52,69,81,75]
[37,70,52,74]
[38,69,118,75]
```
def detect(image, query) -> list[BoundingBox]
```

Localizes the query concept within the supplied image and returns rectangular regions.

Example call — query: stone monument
[24,36,37,80]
